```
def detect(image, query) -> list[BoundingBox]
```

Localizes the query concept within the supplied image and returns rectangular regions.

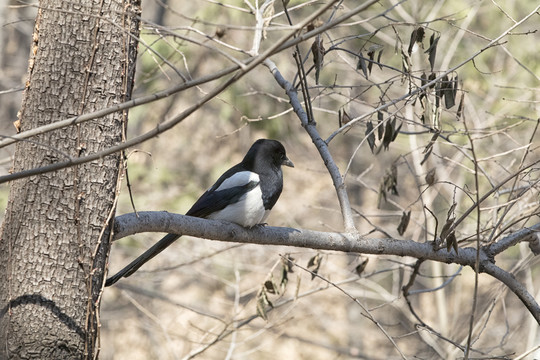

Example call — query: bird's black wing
[186,180,259,218]
[186,163,255,217]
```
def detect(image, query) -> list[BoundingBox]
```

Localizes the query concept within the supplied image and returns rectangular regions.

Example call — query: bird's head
[244,139,294,171]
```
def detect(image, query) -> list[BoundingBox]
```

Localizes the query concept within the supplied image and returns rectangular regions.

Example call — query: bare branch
[325,3,540,143]
[488,223,540,256]
[450,159,540,235]
[0,0,373,184]
[264,58,356,232]
[112,211,540,324]
[0,65,239,150]
[463,115,482,359]
[284,256,407,359]
[482,261,540,326]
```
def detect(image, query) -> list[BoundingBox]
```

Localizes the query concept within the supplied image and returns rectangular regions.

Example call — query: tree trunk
[0,0,140,358]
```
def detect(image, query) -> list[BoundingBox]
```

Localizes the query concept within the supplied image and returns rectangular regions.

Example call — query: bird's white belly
[207,185,266,228]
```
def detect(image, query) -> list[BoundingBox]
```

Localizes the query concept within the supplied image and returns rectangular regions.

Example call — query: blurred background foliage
[1,0,539,359]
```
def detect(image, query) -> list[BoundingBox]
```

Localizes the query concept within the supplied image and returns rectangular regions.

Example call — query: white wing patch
[215,171,260,192]
[207,183,266,228]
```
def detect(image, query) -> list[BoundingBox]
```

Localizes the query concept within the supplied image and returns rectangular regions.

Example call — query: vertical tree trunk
[0,0,140,358]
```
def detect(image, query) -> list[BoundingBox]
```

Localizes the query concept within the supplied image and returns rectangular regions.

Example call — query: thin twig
[283,256,408,359]
[264,58,356,232]
[325,4,540,144]
[463,118,481,360]
[0,0,366,184]
[487,117,540,243]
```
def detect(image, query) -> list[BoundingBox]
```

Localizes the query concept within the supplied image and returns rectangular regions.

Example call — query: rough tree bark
[0,0,140,358]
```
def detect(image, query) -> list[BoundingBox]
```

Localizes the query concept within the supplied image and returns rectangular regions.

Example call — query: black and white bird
[106,139,293,286]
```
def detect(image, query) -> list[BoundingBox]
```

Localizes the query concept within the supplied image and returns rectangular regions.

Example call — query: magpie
[105,139,293,286]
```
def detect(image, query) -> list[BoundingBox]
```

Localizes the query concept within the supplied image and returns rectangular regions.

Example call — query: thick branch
[112,211,540,324]
[112,212,478,263]
[482,262,540,324]
[487,223,540,256]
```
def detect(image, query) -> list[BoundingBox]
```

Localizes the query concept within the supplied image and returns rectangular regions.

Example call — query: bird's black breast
[259,167,283,210]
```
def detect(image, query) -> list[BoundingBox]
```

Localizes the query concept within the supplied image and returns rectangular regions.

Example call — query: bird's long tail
[105,233,181,287]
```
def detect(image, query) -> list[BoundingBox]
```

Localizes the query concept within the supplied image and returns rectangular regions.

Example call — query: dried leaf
[397,210,411,235]
[311,36,325,85]
[256,289,273,320]
[428,72,436,88]
[280,265,289,290]
[447,202,457,218]
[382,121,393,150]
[306,18,323,32]
[421,72,428,87]
[307,254,318,267]
[452,75,459,104]
[355,258,369,276]
[427,131,440,151]
[394,30,400,54]
[445,232,453,252]
[456,91,465,120]
[365,120,376,153]
[408,28,417,55]
[339,108,352,127]
[408,27,425,55]
[282,254,294,273]
[401,49,410,75]
[264,280,277,294]
[446,232,458,253]
[416,27,425,44]
[435,82,442,109]
[356,53,368,79]
[215,27,226,39]
[262,1,274,40]
[381,118,401,150]
[256,298,267,320]
[450,232,459,253]
[379,164,398,206]
[443,76,456,109]
[426,33,440,72]
[440,217,455,240]
[367,50,375,74]
[425,168,436,186]
[438,75,447,97]
[13,119,21,133]
[279,254,294,291]
[422,130,440,156]
[307,253,322,280]
[420,72,427,102]
[377,49,384,70]
[420,147,432,166]
[424,130,441,152]
[377,110,384,140]
[391,162,398,187]
[377,182,387,208]
[392,119,402,141]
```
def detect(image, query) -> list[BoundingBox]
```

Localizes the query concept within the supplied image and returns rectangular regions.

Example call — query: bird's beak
[282,157,294,168]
